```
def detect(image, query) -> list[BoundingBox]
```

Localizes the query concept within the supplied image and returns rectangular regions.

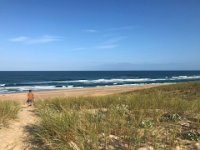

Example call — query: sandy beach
[0,84,161,103]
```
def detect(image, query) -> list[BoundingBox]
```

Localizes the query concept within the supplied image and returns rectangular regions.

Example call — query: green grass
[0,101,20,128]
[32,82,200,150]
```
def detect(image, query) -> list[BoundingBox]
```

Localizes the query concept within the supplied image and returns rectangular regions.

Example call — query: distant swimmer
[27,90,34,106]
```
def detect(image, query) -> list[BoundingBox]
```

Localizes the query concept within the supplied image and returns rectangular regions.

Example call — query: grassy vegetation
[0,101,20,128]
[33,82,200,150]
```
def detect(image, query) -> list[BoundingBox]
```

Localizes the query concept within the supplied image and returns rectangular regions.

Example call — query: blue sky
[0,0,200,70]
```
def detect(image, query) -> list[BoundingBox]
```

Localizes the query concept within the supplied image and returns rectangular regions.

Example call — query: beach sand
[0,84,161,103]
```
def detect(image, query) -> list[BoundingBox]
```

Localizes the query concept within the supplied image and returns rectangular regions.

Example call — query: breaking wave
[171,75,200,80]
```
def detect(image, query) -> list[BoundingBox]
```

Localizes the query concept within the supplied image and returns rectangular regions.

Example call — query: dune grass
[0,101,20,128]
[33,82,200,150]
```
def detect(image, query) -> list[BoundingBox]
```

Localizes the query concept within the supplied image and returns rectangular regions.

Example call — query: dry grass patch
[32,82,200,150]
[0,101,20,128]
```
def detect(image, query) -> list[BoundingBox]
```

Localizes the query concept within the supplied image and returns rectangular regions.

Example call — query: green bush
[181,130,200,141]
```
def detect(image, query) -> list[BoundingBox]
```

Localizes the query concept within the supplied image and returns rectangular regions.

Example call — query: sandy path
[0,105,38,150]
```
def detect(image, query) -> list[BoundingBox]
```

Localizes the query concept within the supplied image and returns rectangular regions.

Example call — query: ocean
[0,71,200,94]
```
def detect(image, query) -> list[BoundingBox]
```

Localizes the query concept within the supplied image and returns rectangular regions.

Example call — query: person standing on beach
[27,90,34,106]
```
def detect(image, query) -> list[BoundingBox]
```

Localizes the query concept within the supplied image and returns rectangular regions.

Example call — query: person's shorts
[27,99,33,106]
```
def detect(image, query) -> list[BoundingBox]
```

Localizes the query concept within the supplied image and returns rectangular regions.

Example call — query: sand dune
[0,85,160,150]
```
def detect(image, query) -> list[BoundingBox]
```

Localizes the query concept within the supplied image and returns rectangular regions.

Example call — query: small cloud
[96,44,118,49]
[102,36,125,44]
[109,25,136,31]
[73,47,86,51]
[83,29,98,33]
[94,36,124,49]
[28,35,61,44]
[9,35,61,44]
[10,36,28,42]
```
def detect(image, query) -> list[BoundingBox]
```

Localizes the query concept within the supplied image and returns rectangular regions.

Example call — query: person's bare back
[27,90,34,106]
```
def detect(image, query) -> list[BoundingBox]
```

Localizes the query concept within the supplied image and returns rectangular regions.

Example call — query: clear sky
[0,0,200,70]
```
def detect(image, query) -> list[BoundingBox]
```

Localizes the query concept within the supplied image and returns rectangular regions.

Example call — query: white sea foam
[20,78,171,85]
[0,84,5,87]
[93,78,150,83]
[0,85,83,93]
[52,78,168,84]
[0,89,9,93]
[171,75,200,80]
[67,85,74,88]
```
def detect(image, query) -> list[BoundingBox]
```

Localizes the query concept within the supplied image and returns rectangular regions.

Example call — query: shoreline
[0,83,166,95]
[0,84,162,103]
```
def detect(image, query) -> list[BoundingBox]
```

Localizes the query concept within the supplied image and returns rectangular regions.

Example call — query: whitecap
[171,75,200,80]
[0,84,5,87]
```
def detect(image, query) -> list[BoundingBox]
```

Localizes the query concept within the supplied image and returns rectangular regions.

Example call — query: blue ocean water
[0,71,200,94]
